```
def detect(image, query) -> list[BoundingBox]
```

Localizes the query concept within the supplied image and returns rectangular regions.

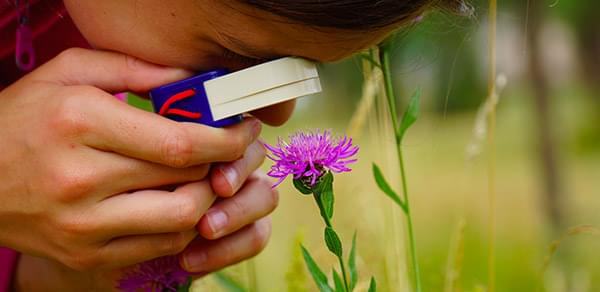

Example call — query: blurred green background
[133,1,599,291]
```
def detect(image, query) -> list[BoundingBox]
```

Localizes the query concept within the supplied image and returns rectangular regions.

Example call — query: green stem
[398,149,422,292]
[380,47,400,132]
[313,193,351,292]
[379,45,423,292]
[314,193,333,228]
[338,256,351,292]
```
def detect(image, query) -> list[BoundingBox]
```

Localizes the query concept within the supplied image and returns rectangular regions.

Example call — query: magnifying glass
[150,57,321,127]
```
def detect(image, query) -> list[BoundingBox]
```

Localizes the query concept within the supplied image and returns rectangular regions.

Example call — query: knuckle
[227,135,247,160]
[123,55,146,92]
[54,48,85,68]
[50,167,97,202]
[160,128,193,168]
[227,197,248,221]
[172,196,201,230]
[50,91,93,136]
[160,233,189,255]
[124,54,142,70]
[55,213,93,238]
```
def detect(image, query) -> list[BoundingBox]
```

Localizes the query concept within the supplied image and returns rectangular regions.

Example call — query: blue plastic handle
[149,69,243,128]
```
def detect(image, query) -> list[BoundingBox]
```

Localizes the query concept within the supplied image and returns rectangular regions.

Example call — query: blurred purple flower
[117,256,192,292]
[265,130,359,187]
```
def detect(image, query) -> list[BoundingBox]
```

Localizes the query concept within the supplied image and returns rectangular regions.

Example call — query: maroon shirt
[0,0,89,86]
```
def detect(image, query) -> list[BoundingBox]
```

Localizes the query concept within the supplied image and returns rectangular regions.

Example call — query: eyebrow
[220,33,279,60]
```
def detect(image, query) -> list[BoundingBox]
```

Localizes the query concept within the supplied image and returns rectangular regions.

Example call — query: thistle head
[117,256,192,292]
[264,130,358,189]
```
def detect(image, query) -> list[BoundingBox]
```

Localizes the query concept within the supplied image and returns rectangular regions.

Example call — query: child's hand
[183,170,276,273]
[12,171,277,291]
[0,48,262,271]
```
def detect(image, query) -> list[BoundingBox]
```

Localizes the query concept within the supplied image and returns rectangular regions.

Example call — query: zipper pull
[15,1,35,72]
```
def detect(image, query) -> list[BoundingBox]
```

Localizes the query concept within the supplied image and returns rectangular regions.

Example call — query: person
[0,0,469,290]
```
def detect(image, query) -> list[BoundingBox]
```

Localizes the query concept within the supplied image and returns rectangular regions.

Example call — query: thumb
[28,48,192,93]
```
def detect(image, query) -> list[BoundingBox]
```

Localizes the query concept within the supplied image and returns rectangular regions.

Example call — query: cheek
[65,0,219,70]
[77,27,222,72]
[65,1,141,54]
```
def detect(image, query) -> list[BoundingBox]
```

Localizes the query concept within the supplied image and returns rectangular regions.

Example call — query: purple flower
[265,130,359,187]
[117,256,192,292]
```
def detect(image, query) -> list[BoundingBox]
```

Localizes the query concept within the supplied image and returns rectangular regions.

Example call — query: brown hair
[242,0,473,30]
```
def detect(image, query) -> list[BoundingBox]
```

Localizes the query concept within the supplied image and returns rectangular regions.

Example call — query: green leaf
[315,171,334,193]
[319,185,334,220]
[214,272,246,292]
[332,269,345,292]
[301,246,333,292]
[293,179,313,195]
[372,163,407,213]
[348,232,358,291]
[368,277,377,292]
[324,227,343,258]
[176,277,193,292]
[397,88,421,143]
[316,172,335,219]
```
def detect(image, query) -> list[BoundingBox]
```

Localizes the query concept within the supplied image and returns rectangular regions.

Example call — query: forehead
[201,1,394,62]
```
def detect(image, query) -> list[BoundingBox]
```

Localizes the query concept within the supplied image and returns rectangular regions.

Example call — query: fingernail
[220,166,238,190]
[182,250,207,272]
[206,209,228,236]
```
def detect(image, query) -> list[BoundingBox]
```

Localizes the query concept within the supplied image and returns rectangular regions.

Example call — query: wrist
[14,255,79,292]
[14,255,119,292]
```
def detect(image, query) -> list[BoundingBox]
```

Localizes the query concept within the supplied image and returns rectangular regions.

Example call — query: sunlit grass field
[178,57,600,291]
[121,54,599,291]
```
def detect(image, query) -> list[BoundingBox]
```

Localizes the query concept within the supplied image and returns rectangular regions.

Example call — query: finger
[250,100,296,126]
[79,95,262,167]
[210,141,266,197]
[85,148,209,196]
[30,48,192,93]
[198,173,278,240]
[180,218,271,273]
[93,181,216,238]
[98,230,197,269]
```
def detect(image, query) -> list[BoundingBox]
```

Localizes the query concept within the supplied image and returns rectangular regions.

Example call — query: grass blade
[538,225,600,291]
[332,269,345,292]
[214,272,247,292]
[348,232,358,291]
[368,277,377,292]
[301,246,333,292]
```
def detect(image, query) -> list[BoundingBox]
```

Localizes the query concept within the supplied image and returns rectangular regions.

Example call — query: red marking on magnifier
[158,89,202,119]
